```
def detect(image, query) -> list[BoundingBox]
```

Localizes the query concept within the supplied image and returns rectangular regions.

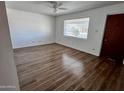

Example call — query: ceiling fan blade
[47,4,53,8]
[48,1,57,4]
[57,2,63,7]
[58,8,68,10]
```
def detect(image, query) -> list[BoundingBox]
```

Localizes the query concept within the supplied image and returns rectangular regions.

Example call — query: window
[64,18,90,39]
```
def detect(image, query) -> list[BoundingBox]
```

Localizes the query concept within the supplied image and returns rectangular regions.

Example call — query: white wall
[6,8,56,49]
[0,2,19,90]
[56,3,124,56]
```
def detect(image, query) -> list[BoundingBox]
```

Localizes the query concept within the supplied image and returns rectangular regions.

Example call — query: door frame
[100,14,109,57]
[100,13,124,57]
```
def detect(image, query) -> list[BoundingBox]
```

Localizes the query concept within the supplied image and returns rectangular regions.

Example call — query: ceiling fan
[47,1,68,13]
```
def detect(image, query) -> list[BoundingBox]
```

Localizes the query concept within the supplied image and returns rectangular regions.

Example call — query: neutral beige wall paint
[56,3,124,56]
[0,2,20,91]
[6,8,56,49]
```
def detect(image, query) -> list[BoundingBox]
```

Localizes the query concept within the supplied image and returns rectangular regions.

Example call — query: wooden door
[101,14,124,63]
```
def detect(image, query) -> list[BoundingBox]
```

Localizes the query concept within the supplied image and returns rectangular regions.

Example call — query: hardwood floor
[14,43,124,91]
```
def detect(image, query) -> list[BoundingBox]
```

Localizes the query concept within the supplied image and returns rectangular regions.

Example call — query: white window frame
[64,17,90,39]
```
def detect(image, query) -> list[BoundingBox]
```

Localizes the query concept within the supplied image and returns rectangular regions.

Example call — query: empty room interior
[0,0,124,91]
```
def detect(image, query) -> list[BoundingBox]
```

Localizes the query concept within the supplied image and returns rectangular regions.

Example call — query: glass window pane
[64,18,90,39]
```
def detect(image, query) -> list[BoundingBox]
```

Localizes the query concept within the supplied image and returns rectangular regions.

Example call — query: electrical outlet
[92,48,95,50]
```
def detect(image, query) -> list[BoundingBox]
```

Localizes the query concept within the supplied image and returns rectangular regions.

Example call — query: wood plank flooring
[13,43,124,91]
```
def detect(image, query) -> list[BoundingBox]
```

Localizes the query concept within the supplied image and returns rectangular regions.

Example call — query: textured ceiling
[5,1,123,16]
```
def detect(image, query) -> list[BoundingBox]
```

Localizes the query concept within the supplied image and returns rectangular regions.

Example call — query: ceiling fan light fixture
[47,1,68,13]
